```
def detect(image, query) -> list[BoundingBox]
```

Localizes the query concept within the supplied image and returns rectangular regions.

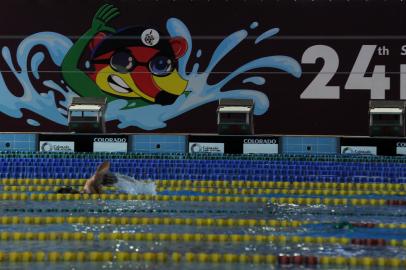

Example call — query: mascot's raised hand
[91,4,119,33]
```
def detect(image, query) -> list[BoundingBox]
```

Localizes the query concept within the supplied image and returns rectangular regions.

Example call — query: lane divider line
[0,193,402,206]
[0,216,305,227]
[0,251,404,266]
[0,231,397,248]
[1,179,405,192]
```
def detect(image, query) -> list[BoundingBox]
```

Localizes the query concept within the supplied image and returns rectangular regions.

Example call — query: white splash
[114,173,157,195]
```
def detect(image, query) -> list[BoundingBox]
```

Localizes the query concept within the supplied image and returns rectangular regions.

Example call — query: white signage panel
[243,144,278,154]
[396,147,406,155]
[396,142,406,155]
[93,137,128,153]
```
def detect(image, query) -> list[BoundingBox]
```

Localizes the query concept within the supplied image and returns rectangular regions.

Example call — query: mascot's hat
[91,26,174,59]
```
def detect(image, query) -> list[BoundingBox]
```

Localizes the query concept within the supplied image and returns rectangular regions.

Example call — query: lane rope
[0,215,405,229]
[0,250,403,266]
[2,207,266,215]
[0,216,305,227]
[0,192,403,206]
[1,179,405,192]
[2,185,404,196]
[0,231,399,248]
[6,207,406,219]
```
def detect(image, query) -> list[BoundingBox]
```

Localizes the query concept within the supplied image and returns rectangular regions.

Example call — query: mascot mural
[0,4,302,131]
[62,4,189,108]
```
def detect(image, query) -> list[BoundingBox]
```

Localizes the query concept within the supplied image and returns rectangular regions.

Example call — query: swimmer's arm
[84,161,111,194]
[83,179,95,194]
[61,4,119,97]
[83,179,104,195]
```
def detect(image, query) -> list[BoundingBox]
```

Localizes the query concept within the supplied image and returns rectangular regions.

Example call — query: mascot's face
[89,31,188,103]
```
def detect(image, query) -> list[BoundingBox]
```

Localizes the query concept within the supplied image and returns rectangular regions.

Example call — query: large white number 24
[301,45,390,99]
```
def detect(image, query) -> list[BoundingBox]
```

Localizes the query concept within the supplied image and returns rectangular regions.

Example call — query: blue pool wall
[131,135,187,153]
[0,134,36,152]
[281,136,338,154]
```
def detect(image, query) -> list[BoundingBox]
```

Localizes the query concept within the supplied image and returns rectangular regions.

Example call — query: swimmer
[56,161,118,194]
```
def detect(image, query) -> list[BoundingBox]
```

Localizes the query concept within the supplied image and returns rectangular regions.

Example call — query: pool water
[1,154,406,269]
[0,190,406,269]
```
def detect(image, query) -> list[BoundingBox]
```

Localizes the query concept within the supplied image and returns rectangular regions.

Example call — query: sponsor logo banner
[243,144,278,154]
[39,141,74,152]
[341,146,377,155]
[189,142,224,153]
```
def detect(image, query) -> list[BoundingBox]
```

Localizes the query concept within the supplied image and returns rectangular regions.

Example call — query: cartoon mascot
[62,4,188,108]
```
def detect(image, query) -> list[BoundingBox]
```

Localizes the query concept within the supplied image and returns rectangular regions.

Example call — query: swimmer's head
[56,186,80,194]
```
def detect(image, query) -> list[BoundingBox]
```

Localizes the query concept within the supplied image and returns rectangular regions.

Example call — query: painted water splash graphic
[243,77,266,86]
[0,19,301,130]
[255,28,280,44]
[0,32,74,126]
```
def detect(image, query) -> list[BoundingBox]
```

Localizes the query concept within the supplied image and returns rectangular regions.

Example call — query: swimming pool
[0,153,406,269]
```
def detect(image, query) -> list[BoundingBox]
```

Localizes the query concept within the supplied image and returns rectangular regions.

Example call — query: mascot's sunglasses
[92,50,175,77]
